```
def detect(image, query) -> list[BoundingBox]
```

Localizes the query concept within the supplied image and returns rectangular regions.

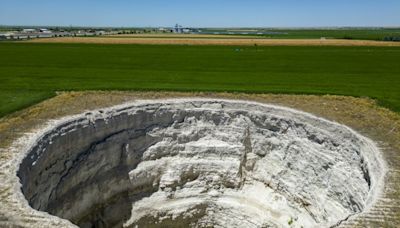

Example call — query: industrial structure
[0,28,113,40]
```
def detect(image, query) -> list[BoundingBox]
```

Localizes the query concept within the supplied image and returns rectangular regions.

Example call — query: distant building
[173,24,193,34]
[174,24,182,33]
[182,28,191,33]
[0,33,11,40]
[95,31,106,36]
[22,29,36,33]
[38,33,53,38]
[39,28,51,34]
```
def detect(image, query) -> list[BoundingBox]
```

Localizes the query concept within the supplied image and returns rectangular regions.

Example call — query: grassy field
[27,37,400,46]
[0,42,399,117]
[266,29,400,40]
[201,28,400,41]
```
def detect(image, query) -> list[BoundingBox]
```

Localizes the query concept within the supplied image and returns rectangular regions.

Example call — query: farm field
[201,28,400,40]
[106,34,262,39]
[101,28,400,41]
[27,37,400,46]
[0,42,400,117]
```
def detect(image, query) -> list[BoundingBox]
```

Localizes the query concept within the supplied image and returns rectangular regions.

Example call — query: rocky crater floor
[15,99,386,227]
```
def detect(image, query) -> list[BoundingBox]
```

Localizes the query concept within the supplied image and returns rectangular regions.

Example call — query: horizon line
[1,24,400,29]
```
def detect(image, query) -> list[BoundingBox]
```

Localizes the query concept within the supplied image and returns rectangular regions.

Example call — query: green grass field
[110,28,400,41]
[201,28,400,41]
[265,29,400,40]
[0,42,400,117]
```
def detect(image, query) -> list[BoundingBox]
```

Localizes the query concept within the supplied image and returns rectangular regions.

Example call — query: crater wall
[17,100,386,227]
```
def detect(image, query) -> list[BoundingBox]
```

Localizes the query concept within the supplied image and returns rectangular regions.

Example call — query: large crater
[17,99,385,227]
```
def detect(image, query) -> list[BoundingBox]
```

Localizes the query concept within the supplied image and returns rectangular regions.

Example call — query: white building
[39,28,52,34]
[95,31,106,36]
[22,29,36,33]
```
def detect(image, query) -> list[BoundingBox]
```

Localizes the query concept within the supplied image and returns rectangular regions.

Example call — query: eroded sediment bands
[17,99,385,227]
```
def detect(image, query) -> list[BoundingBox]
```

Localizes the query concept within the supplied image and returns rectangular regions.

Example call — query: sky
[0,0,399,28]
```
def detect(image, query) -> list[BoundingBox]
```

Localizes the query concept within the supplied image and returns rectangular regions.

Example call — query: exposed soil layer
[0,92,399,228]
[17,100,385,227]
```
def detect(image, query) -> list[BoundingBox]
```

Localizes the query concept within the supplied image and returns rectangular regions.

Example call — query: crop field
[0,42,400,117]
[270,29,400,40]
[107,34,261,39]
[27,37,400,46]
[201,28,400,41]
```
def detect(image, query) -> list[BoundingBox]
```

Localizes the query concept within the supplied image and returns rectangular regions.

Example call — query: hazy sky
[1,0,399,27]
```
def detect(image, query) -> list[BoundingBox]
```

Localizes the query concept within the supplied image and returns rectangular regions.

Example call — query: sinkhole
[17,100,385,227]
